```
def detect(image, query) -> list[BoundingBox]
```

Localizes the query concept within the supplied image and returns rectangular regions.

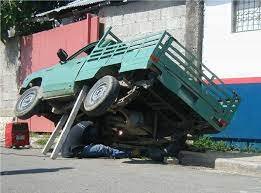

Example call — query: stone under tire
[14,86,41,120]
[84,75,120,117]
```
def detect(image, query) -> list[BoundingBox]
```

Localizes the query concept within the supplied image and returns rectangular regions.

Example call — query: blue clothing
[81,144,130,158]
[61,121,130,159]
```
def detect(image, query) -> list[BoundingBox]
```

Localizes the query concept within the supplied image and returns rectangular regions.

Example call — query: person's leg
[81,144,130,158]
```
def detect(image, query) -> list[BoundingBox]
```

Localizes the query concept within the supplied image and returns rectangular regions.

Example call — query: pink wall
[19,14,99,132]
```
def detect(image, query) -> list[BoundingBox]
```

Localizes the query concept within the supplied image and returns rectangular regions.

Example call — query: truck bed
[84,28,240,132]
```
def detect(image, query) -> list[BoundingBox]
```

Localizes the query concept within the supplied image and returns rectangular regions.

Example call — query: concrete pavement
[1,146,261,193]
[28,136,261,177]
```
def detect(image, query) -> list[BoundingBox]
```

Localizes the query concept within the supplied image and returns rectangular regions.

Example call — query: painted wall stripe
[215,77,261,84]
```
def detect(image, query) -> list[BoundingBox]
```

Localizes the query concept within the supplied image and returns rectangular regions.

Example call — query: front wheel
[83,75,120,116]
[14,86,41,120]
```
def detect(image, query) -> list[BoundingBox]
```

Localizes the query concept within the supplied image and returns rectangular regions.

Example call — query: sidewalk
[179,151,261,177]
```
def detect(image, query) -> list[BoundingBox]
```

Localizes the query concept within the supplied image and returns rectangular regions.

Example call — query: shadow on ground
[1,167,73,176]
[122,159,164,165]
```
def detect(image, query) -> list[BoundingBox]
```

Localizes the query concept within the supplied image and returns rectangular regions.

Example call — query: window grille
[232,0,261,32]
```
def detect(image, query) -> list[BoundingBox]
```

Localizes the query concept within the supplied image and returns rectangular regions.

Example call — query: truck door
[42,56,87,98]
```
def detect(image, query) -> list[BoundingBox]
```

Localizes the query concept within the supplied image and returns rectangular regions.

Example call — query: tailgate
[151,31,240,127]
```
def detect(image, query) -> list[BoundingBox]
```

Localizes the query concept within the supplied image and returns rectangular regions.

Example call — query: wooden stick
[50,86,88,159]
[42,114,68,155]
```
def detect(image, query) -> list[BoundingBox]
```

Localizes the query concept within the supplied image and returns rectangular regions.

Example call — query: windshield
[66,39,117,61]
[67,41,98,61]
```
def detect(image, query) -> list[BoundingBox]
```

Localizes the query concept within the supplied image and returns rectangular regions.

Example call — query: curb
[179,151,261,177]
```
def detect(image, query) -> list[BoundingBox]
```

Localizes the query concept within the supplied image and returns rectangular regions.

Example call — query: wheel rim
[18,90,37,111]
[89,83,108,105]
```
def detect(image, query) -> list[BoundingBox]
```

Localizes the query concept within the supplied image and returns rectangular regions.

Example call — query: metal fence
[232,0,261,32]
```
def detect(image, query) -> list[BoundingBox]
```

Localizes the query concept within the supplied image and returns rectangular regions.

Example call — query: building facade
[204,0,261,148]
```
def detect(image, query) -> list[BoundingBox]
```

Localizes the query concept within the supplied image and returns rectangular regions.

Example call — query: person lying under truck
[61,121,134,159]
[61,121,176,161]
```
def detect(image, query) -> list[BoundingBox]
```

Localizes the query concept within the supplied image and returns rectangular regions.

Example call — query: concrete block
[161,7,172,19]
[152,20,167,32]
[166,17,186,31]
[103,16,112,26]
[2,92,10,101]
[0,107,15,117]
[173,5,186,17]
[167,29,185,43]
[140,21,153,34]
[161,5,186,19]
[179,151,261,177]
[99,1,187,42]
[3,99,16,109]
[111,25,122,34]
[112,15,123,26]
[118,24,130,37]
[128,23,141,37]
[123,13,136,25]
[177,16,186,29]
[166,18,179,30]
[135,11,149,22]
[0,116,15,141]
[0,116,14,130]
[215,157,261,177]
[148,9,161,21]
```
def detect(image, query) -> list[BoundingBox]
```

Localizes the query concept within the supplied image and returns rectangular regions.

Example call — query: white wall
[0,39,19,117]
[203,0,261,79]
[0,39,19,132]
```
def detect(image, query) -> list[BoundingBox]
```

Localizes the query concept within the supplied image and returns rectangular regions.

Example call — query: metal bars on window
[232,0,261,32]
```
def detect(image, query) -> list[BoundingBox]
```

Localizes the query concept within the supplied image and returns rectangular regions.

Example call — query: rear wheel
[15,86,41,120]
[83,75,120,116]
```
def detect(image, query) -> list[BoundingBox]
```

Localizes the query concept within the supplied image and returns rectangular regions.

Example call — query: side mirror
[57,49,68,62]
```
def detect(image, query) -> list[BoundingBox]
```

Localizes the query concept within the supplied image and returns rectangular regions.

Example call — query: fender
[20,70,45,93]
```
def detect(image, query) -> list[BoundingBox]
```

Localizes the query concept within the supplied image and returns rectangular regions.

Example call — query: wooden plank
[41,114,69,155]
[50,86,88,159]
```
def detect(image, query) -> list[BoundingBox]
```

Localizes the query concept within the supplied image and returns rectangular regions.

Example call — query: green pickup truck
[15,27,240,149]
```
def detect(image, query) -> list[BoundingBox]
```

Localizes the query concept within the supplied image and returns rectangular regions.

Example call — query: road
[1,146,261,193]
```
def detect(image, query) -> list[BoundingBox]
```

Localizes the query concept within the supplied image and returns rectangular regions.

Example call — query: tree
[1,1,68,42]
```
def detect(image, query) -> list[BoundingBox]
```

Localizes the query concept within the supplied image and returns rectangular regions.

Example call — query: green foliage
[35,134,50,146]
[192,136,232,152]
[0,1,67,42]
[239,144,260,153]
[35,138,48,146]
[191,136,260,153]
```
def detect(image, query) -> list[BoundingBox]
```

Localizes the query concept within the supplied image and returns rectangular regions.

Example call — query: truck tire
[14,86,41,120]
[83,75,120,116]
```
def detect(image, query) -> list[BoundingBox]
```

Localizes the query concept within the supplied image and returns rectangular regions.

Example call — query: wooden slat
[42,114,69,155]
[50,86,88,159]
